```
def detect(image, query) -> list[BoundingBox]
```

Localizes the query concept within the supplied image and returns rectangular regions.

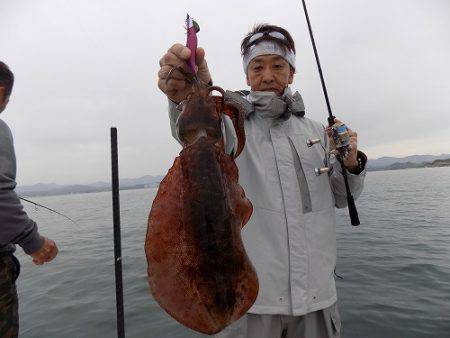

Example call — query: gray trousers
[214,303,341,338]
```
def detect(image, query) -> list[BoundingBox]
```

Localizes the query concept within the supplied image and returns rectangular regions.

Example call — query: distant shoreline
[19,184,155,198]
[17,175,163,198]
[17,155,450,198]
[19,164,450,198]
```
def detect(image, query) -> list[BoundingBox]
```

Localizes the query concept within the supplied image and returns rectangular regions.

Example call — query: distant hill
[17,175,164,197]
[372,158,450,171]
[431,159,450,167]
[368,154,450,171]
[15,182,64,194]
[384,162,426,170]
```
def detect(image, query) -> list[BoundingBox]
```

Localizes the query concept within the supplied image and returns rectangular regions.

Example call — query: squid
[145,79,258,334]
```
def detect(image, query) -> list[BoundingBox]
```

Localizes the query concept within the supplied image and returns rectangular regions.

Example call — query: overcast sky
[1,0,449,185]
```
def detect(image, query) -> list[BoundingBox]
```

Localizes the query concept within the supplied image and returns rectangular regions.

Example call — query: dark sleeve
[0,191,44,254]
[0,120,44,254]
[347,151,368,175]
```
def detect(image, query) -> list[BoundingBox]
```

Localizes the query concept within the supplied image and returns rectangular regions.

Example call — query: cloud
[1,0,449,185]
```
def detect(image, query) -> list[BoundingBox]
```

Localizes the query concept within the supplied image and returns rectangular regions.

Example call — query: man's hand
[327,118,359,170]
[342,127,358,170]
[157,43,212,103]
[30,236,58,265]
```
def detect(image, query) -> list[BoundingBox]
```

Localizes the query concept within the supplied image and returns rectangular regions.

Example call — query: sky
[1,0,449,185]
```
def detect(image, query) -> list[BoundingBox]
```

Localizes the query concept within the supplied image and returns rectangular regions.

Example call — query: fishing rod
[19,196,77,224]
[300,0,360,226]
[110,127,125,338]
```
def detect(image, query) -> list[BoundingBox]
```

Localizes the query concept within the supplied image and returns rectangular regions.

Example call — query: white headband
[243,41,296,74]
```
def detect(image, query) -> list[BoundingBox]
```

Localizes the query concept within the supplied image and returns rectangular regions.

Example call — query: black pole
[300,0,360,226]
[111,127,125,337]
[339,155,360,226]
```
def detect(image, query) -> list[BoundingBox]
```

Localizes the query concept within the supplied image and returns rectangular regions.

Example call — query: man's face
[246,55,294,96]
[0,86,9,114]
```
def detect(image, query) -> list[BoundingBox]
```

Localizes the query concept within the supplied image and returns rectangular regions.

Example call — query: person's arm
[0,120,57,263]
[0,190,44,254]
[324,121,367,208]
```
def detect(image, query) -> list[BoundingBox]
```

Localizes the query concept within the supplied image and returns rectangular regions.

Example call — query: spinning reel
[307,121,352,177]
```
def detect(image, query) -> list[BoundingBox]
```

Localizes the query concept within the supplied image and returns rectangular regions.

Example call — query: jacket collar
[246,87,305,120]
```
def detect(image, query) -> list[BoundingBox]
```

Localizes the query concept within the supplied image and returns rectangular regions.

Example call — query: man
[157,24,366,338]
[0,61,58,338]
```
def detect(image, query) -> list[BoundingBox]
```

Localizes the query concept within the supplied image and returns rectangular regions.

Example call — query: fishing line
[19,196,77,224]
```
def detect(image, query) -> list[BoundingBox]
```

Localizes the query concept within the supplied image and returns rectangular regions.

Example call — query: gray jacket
[168,88,366,316]
[0,119,43,254]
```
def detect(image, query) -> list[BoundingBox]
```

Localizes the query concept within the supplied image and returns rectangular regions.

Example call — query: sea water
[16,167,450,337]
